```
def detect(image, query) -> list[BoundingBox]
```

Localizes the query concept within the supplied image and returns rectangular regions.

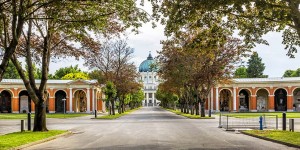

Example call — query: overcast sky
[49,3,300,78]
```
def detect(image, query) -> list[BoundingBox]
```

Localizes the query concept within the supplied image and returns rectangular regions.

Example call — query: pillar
[268,95,275,112]
[216,87,219,112]
[31,101,35,113]
[250,95,257,112]
[12,88,19,113]
[287,95,293,111]
[92,88,95,111]
[146,92,149,107]
[48,97,55,113]
[12,97,19,113]
[210,88,214,111]
[233,87,237,112]
[87,88,90,113]
[69,88,73,112]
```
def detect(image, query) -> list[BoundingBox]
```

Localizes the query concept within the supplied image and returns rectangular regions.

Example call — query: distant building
[138,52,160,107]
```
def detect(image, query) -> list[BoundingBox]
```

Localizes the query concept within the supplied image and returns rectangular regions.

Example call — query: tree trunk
[111,100,115,115]
[195,102,199,115]
[33,100,48,131]
[180,101,184,113]
[200,101,205,117]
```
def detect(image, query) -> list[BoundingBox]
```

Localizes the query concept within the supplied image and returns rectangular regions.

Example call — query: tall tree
[85,39,141,114]
[234,67,248,78]
[9,0,149,131]
[150,0,300,57]
[103,81,117,115]
[158,28,248,117]
[246,52,267,78]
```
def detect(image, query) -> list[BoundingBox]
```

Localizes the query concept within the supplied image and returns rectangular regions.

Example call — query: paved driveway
[24,107,296,150]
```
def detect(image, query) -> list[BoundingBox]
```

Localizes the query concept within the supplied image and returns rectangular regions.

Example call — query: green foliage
[150,0,300,57]
[52,65,82,79]
[61,72,90,80]
[88,70,105,83]
[283,68,300,77]
[246,52,267,78]
[103,81,117,102]
[2,61,20,79]
[234,67,248,78]
[0,130,67,150]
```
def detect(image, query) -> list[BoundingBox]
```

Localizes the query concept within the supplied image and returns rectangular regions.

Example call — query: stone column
[87,88,90,113]
[216,87,219,112]
[268,95,275,111]
[287,95,293,112]
[250,95,257,112]
[69,88,73,112]
[233,87,237,112]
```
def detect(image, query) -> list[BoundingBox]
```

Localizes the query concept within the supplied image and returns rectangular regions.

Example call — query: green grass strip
[0,113,90,119]
[165,108,215,119]
[96,107,140,119]
[0,130,67,150]
[244,130,300,146]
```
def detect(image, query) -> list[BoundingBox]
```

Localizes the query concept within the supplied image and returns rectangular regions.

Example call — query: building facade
[139,52,160,106]
[0,79,105,113]
[208,77,300,112]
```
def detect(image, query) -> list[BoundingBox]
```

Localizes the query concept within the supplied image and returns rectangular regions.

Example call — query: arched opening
[74,90,87,112]
[219,89,231,111]
[239,89,250,112]
[256,89,269,112]
[293,88,300,112]
[275,88,287,111]
[0,90,12,113]
[19,91,31,113]
[55,90,67,113]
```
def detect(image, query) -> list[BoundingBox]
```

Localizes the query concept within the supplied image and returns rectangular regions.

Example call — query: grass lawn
[166,108,215,119]
[0,130,68,150]
[243,130,300,146]
[0,113,90,119]
[96,108,140,119]
[220,112,300,118]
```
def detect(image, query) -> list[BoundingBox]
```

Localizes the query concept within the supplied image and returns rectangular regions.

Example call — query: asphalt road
[25,107,296,150]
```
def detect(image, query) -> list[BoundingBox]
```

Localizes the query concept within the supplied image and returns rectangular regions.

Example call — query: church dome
[139,52,158,72]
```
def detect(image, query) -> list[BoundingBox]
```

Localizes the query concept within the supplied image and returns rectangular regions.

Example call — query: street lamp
[62,98,66,118]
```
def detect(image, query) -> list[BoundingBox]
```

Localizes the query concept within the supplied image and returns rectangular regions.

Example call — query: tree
[158,27,248,117]
[234,67,248,78]
[103,81,117,115]
[283,68,300,77]
[150,1,300,57]
[8,0,149,132]
[3,61,20,79]
[283,70,295,77]
[246,52,267,78]
[61,72,90,80]
[85,39,141,114]
[52,65,82,79]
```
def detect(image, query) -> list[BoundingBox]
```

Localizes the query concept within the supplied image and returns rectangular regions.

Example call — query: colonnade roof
[233,77,300,83]
[0,79,98,85]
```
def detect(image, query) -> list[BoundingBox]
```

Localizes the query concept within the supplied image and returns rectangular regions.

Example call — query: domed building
[139,52,160,107]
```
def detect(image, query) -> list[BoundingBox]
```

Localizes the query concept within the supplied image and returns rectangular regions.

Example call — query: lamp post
[62,98,66,118]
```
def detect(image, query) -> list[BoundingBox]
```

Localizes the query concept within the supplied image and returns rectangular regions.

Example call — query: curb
[12,131,72,150]
[240,131,300,149]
